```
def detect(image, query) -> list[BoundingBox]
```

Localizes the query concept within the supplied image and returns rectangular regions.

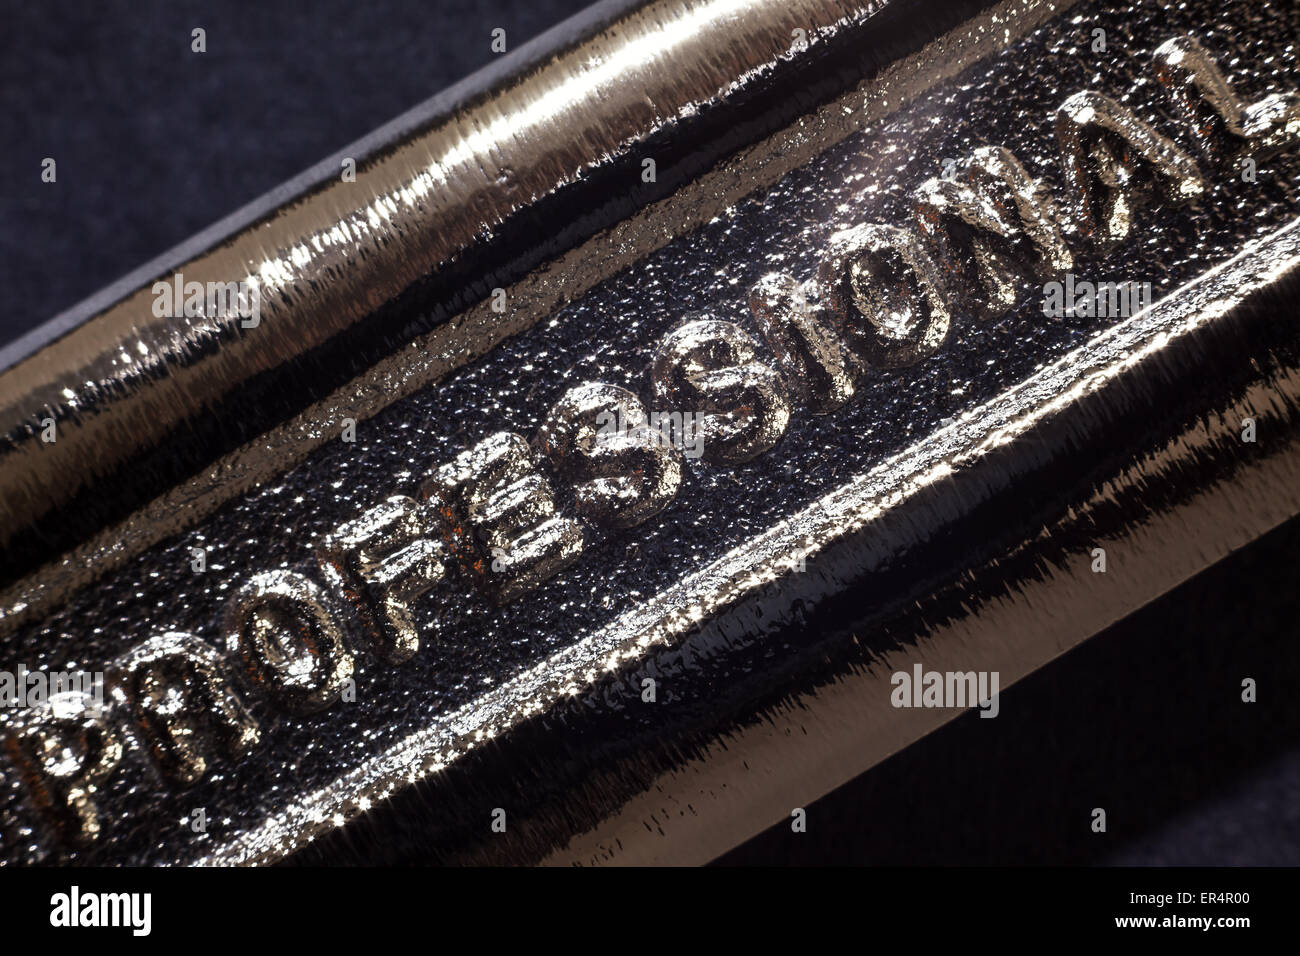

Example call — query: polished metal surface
[2,0,1298,866]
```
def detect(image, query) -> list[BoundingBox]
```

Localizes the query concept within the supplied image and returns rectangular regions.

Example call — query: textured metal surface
[0,0,907,589]
[0,0,1024,624]
[2,0,1299,866]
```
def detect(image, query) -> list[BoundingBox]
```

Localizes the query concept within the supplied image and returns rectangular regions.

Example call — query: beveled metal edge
[0,0,646,377]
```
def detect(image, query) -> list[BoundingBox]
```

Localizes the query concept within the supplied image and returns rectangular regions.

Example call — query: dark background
[3,0,1298,865]
[0,0,598,346]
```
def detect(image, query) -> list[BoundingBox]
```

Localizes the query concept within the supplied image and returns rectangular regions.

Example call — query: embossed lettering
[651,319,790,464]
[423,433,583,603]
[748,273,857,413]
[1056,91,1204,247]
[534,383,682,529]
[317,495,446,664]
[115,632,260,786]
[819,223,951,367]
[225,570,355,713]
